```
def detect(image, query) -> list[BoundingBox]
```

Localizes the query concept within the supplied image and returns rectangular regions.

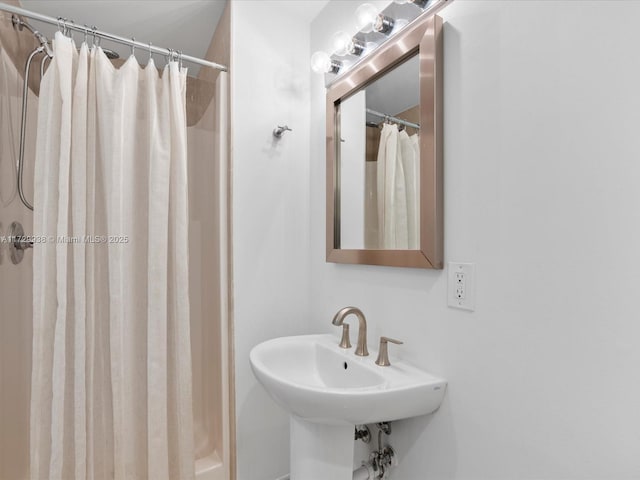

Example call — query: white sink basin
[249,334,446,425]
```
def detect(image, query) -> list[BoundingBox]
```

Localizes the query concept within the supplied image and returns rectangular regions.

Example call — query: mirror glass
[338,54,420,250]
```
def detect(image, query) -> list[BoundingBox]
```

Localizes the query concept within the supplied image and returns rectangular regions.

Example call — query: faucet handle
[339,324,352,349]
[375,337,404,366]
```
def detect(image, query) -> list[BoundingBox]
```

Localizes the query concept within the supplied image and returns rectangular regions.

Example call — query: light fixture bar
[320,0,449,86]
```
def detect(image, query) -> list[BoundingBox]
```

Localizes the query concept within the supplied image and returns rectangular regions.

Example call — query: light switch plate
[448,262,475,311]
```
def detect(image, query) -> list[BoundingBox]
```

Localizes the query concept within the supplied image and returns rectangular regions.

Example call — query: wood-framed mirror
[326,13,443,269]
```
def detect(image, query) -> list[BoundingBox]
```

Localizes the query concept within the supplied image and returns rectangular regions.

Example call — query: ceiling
[20,0,228,74]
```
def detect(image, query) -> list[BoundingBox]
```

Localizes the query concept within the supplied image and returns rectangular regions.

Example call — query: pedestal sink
[249,334,447,480]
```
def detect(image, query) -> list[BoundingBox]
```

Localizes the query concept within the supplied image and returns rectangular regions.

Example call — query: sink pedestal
[290,416,354,480]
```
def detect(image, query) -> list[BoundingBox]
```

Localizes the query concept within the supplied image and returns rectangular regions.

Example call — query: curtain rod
[0,2,228,72]
[366,108,420,130]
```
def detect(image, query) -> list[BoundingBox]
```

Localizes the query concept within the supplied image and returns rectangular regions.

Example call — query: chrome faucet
[332,306,368,356]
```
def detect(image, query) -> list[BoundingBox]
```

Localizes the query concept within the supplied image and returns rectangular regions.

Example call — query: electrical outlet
[448,262,475,311]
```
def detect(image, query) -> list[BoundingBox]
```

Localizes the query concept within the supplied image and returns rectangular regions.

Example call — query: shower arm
[11,14,53,58]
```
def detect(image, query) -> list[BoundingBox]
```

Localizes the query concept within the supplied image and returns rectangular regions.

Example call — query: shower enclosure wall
[0,12,35,478]
[0,6,231,480]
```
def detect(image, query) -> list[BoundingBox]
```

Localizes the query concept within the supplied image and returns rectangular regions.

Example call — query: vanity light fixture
[310,51,342,74]
[311,0,445,78]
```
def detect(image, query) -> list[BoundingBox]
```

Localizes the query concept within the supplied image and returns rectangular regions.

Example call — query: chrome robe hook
[273,125,292,138]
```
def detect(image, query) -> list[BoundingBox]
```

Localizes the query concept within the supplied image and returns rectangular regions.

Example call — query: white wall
[310,1,640,479]
[230,1,324,479]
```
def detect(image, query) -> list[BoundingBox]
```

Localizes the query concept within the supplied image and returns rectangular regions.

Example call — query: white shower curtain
[30,32,194,480]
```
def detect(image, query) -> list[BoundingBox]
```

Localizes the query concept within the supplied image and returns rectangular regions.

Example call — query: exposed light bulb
[332,31,366,57]
[311,51,331,73]
[355,3,379,33]
[332,31,352,56]
[310,51,341,75]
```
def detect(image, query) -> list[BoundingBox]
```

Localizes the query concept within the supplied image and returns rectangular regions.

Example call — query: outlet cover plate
[448,262,475,311]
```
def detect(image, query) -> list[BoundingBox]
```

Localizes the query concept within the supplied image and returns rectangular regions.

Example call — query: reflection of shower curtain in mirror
[400,130,419,249]
[376,123,419,249]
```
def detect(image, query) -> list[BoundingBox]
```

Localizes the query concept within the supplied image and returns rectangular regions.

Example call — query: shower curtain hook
[131,37,135,57]
[148,41,153,63]
[92,26,100,48]
[57,17,64,34]
[178,50,183,70]
[83,24,89,45]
